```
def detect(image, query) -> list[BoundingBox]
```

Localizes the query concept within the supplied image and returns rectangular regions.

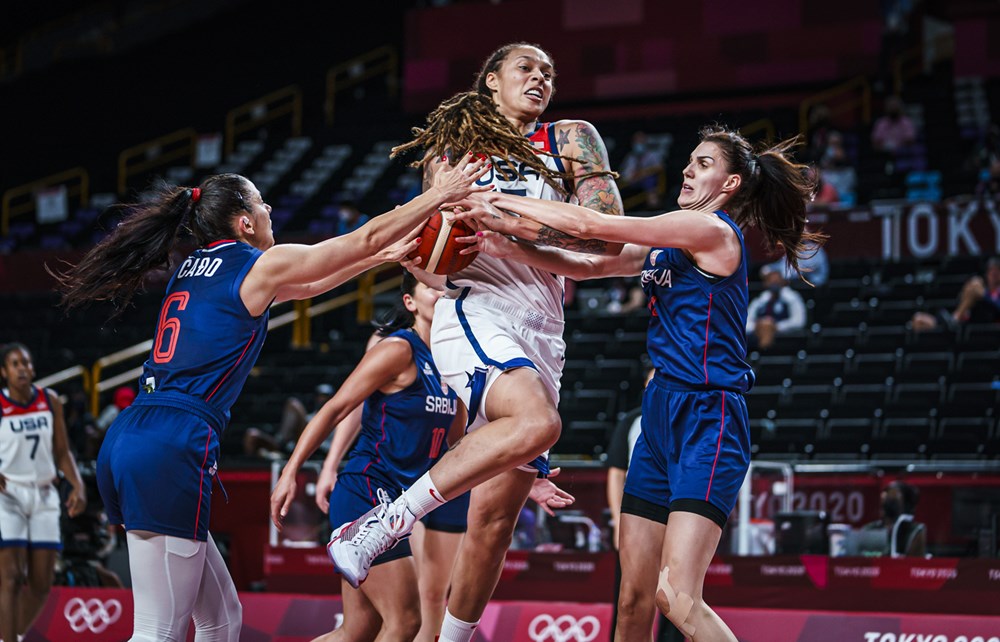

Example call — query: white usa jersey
[449,122,569,320]
[0,387,57,483]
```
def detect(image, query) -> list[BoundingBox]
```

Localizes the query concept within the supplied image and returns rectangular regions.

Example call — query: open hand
[430,153,492,203]
[528,467,576,516]
[455,230,516,260]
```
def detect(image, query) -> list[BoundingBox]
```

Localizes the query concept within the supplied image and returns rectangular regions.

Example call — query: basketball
[407,211,478,275]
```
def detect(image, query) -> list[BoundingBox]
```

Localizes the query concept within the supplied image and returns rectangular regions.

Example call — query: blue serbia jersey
[640,211,755,393]
[342,329,458,491]
[139,240,269,424]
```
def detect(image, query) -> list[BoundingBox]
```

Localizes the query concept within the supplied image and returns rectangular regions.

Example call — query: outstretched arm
[270,338,413,527]
[244,155,490,315]
[314,404,363,514]
[456,230,647,281]
[450,192,741,278]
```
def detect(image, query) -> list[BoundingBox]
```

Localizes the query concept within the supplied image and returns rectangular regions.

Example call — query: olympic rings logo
[528,614,601,642]
[64,597,123,634]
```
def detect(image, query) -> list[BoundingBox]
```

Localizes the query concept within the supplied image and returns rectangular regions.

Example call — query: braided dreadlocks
[390,43,616,194]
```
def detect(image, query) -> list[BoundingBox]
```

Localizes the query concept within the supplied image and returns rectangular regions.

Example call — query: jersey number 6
[153,291,191,364]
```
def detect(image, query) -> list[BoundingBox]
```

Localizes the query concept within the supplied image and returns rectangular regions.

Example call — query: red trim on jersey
[193,424,212,539]
[0,386,48,414]
[705,392,727,501]
[362,402,389,503]
[205,239,235,248]
[528,123,551,152]
[205,331,257,401]
[703,293,714,384]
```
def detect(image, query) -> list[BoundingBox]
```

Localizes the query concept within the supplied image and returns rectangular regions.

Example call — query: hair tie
[191,187,202,203]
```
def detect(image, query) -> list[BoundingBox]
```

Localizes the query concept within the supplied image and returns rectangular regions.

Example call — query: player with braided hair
[328,41,624,642]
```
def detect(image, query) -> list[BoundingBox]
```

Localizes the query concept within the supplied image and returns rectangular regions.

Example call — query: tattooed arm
[535,120,625,254]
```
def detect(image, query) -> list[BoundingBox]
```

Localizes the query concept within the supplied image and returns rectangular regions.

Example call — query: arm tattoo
[571,122,624,218]
[556,129,570,151]
[422,164,433,192]
[536,226,609,254]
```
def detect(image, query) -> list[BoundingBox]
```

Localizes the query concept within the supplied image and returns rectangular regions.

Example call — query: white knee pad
[655,566,696,638]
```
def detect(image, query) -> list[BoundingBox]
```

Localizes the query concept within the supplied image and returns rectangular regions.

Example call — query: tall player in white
[0,343,87,642]
[327,42,624,642]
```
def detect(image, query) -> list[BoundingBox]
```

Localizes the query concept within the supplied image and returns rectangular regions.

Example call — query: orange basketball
[407,211,478,275]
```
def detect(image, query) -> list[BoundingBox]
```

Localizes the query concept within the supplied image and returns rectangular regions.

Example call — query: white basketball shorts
[431,287,566,475]
[0,479,63,549]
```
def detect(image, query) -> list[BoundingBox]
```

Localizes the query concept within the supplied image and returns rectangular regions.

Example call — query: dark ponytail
[49,173,252,316]
[699,125,827,283]
[373,271,419,337]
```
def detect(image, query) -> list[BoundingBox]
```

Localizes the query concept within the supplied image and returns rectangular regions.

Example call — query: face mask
[767,284,783,294]
[633,143,646,153]
[339,208,355,222]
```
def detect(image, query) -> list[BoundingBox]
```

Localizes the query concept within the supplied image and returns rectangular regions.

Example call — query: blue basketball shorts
[328,473,412,566]
[97,404,220,541]
[624,379,750,526]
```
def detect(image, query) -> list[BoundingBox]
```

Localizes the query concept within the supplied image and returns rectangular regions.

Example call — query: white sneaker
[327,488,416,588]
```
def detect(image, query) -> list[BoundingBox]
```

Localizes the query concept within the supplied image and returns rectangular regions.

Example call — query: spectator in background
[335,200,370,237]
[95,385,136,433]
[606,276,647,315]
[243,383,335,459]
[871,95,917,159]
[811,168,841,206]
[804,104,838,167]
[862,480,926,557]
[817,132,858,205]
[746,264,807,350]
[605,366,683,642]
[973,124,1000,197]
[911,256,1000,331]
[763,225,829,287]
[620,131,664,209]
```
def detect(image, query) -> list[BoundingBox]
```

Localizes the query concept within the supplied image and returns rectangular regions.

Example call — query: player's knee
[0,564,27,590]
[25,574,51,600]
[516,407,561,453]
[383,605,421,640]
[616,580,653,621]
[654,566,699,638]
[468,512,518,553]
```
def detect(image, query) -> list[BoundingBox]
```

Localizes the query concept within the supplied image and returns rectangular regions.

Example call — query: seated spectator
[763,226,829,287]
[911,256,1000,332]
[871,95,917,158]
[812,168,841,206]
[746,264,807,350]
[243,383,335,458]
[804,104,838,166]
[95,385,136,432]
[335,200,370,236]
[973,124,1000,197]
[861,480,926,557]
[606,276,647,314]
[619,131,664,209]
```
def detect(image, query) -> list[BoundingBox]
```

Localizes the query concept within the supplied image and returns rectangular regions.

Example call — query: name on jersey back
[177,257,223,279]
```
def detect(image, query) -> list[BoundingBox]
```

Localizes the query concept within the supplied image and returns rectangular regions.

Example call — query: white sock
[439,609,479,642]
[400,472,447,520]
